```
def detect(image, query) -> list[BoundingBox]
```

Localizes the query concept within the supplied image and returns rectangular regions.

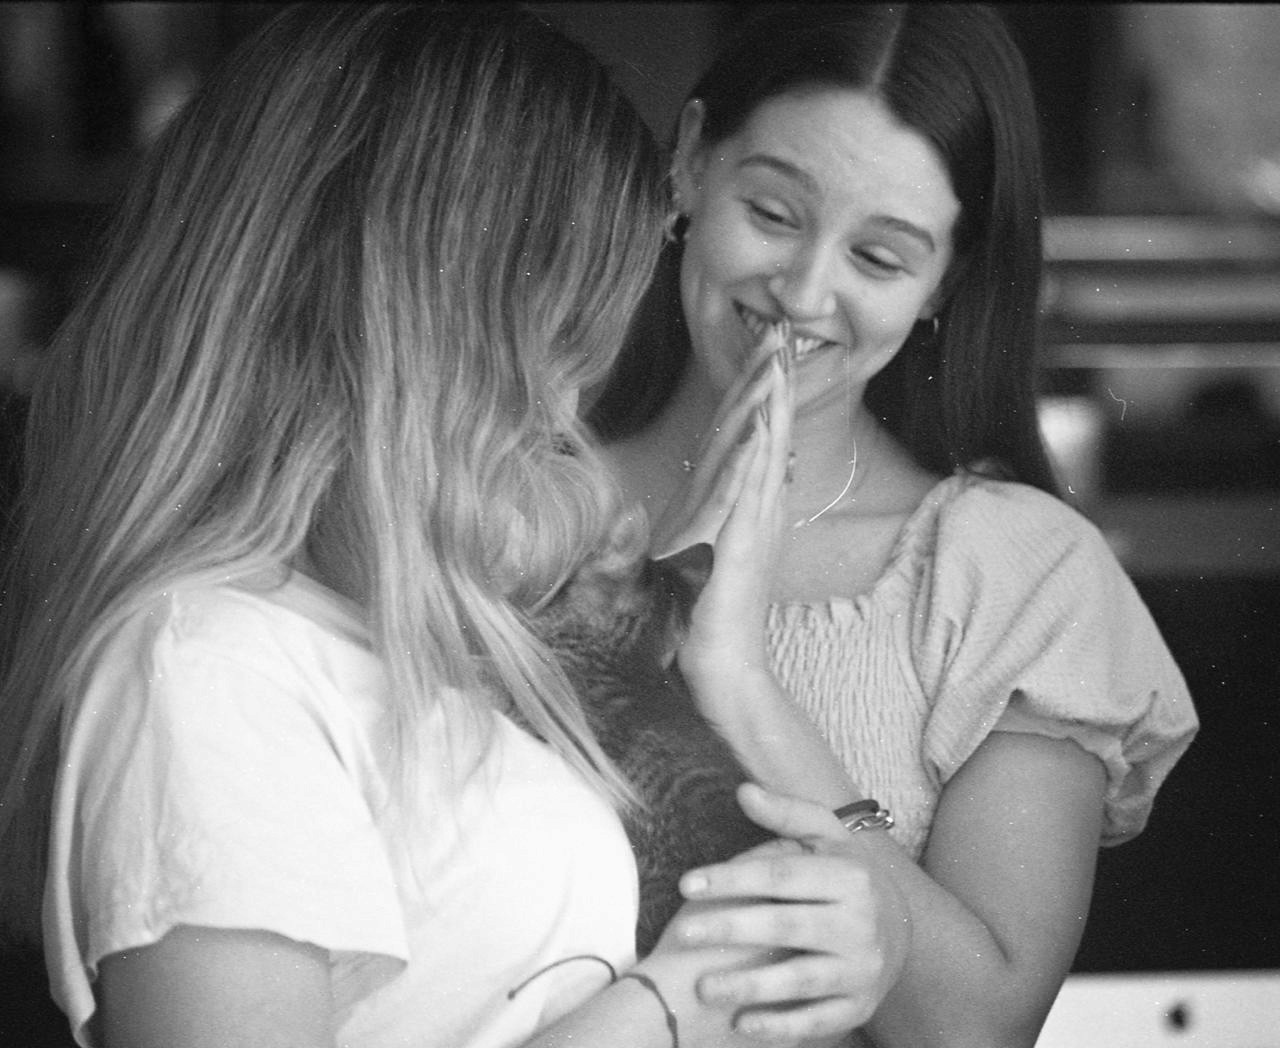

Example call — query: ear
[672,99,709,208]
[654,541,714,596]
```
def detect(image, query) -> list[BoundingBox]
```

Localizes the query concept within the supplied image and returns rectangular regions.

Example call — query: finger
[737,782,847,842]
[698,952,873,1014]
[761,357,793,508]
[727,837,811,864]
[680,851,874,909]
[698,326,791,468]
[729,359,791,544]
[653,428,761,556]
[661,380,773,555]
[692,362,781,494]
[712,415,772,569]
[676,899,831,950]
[734,994,874,1043]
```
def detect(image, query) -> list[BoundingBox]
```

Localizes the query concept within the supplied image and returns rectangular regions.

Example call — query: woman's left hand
[673,783,912,1042]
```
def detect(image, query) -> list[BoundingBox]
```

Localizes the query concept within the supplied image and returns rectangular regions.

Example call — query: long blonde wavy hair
[0,3,665,945]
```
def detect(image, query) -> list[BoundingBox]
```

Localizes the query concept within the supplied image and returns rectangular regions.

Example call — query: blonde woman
[0,6,898,1046]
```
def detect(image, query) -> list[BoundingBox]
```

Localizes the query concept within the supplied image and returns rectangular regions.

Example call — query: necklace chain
[792,436,857,528]
[674,435,862,530]
[675,337,866,529]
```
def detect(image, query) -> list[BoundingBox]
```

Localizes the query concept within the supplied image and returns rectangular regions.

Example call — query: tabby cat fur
[528,514,771,957]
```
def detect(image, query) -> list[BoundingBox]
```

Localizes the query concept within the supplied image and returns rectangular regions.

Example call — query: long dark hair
[589,3,1058,493]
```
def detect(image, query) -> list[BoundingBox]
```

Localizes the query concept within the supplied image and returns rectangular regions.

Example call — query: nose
[767,242,838,321]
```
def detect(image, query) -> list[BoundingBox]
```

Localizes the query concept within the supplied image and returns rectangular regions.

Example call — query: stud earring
[662,210,686,244]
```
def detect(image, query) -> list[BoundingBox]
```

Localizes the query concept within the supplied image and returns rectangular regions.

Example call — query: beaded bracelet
[616,971,679,1048]
[834,798,895,833]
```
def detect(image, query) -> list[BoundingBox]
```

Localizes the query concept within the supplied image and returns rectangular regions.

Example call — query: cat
[528,513,772,957]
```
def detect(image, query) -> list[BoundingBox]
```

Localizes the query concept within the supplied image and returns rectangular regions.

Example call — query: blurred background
[1,3,1276,1044]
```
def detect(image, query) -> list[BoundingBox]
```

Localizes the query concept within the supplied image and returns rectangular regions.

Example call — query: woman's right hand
[641,784,908,1048]
[639,903,818,1048]
[675,347,790,694]
[648,325,792,560]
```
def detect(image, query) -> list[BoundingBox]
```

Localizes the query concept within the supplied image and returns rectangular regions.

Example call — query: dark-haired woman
[591,6,1197,1046]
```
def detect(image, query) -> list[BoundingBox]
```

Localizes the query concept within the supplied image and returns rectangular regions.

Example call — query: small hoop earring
[915,314,940,342]
[662,211,686,244]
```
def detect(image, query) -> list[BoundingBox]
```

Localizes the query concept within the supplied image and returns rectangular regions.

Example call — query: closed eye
[856,248,907,276]
[746,199,796,229]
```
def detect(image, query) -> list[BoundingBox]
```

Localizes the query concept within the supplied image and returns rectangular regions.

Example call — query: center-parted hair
[0,3,665,944]
[589,3,1057,493]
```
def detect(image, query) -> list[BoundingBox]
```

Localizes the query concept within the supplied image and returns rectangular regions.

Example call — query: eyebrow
[739,154,938,254]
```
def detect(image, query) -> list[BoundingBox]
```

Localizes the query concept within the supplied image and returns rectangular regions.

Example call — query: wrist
[679,656,780,718]
[626,951,723,1048]
[614,971,680,1048]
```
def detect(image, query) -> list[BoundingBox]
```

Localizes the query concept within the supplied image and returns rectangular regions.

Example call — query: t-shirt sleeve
[912,481,1198,845]
[48,592,408,1043]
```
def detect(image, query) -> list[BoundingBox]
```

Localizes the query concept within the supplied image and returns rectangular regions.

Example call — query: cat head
[531,509,712,670]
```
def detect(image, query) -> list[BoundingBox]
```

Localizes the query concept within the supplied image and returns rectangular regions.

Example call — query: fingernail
[681,871,708,896]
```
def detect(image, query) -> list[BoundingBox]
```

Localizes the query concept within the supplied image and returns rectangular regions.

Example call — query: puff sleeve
[912,479,1197,844]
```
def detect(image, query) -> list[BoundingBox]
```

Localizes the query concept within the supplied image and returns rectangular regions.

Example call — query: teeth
[739,306,769,338]
[736,304,831,360]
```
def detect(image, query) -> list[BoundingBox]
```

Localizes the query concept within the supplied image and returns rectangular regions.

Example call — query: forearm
[516,970,685,1048]
[687,672,1067,1047]
[684,664,861,808]
[851,832,1057,1048]
[856,736,1106,1048]
[519,944,780,1048]
[666,731,1104,1048]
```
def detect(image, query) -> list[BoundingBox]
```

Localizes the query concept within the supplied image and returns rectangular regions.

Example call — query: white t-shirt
[44,571,639,1048]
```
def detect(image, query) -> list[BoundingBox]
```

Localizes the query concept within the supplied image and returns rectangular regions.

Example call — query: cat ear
[654,542,714,595]
[589,509,650,581]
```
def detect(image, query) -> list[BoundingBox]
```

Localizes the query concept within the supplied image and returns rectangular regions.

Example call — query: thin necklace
[792,435,857,528]
[676,345,865,528]
[792,342,862,528]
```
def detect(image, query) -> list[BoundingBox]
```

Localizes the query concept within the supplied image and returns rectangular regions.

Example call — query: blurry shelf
[1046,343,1280,369]
[1042,215,1280,346]
[1088,494,1280,577]
[1044,317,1280,345]
[1045,215,1280,267]
[1045,270,1280,325]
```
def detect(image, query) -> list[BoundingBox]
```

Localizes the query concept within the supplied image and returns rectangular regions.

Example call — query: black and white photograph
[1,5,1276,1047]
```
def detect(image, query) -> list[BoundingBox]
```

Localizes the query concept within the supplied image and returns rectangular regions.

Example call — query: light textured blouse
[766,472,1198,861]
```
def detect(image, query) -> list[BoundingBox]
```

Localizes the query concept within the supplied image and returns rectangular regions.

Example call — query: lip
[734,302,838,361]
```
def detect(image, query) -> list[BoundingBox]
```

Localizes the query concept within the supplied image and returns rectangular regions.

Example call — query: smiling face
[674,88,961,406]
